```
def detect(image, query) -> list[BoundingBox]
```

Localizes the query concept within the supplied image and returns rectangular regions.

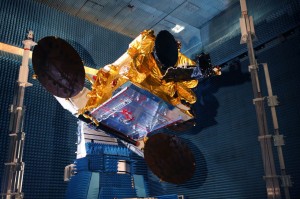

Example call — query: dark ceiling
[34,0,239,56]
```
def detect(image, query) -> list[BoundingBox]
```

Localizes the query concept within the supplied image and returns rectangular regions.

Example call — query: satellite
[32,30,216,184]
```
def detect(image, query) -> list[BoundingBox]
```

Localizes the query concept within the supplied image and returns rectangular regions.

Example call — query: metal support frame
[261,63,292,197]
[1,31,36,199]
[240,1,291,198]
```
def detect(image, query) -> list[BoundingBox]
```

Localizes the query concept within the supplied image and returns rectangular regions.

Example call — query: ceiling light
[171,24,184,33]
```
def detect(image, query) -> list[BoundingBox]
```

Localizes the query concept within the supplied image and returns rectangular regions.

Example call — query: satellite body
[32,29,202,184]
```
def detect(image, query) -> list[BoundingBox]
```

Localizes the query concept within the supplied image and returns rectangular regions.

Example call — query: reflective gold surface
[83,66,129,112]
[81,30,198,115]
[0,39,197,117]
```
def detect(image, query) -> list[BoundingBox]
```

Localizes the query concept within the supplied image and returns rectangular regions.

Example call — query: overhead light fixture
[171,24,184,33]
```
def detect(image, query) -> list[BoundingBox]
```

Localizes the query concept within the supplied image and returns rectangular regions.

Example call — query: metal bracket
[267,95,279,106]
[4,162,17,166]
[19,82,33,87]
[21,132,25,140]
[273,135,285,146]
[281,175,292,187]
[16,106,23,111]
[258,134,272,141]
[9,104,14,113]
[248,64,258,72]
[15,162,23,171]
[253,97,264,104]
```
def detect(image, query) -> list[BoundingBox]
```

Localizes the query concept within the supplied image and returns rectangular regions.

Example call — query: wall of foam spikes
[0,0,132,198]
[1,0,300,199]
[148,7,300,199]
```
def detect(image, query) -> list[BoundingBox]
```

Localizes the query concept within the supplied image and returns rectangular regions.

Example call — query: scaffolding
[0,31,36,199]
[239,1,292,198]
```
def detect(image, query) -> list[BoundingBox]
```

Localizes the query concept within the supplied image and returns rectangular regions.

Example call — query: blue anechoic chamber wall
[200,0,300,65]
[0,0,132,198]
[1,0,300,199]
[0,54,78,199]
[147,31,300,199]
[147,5,300,199]
[0,0,132,69]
